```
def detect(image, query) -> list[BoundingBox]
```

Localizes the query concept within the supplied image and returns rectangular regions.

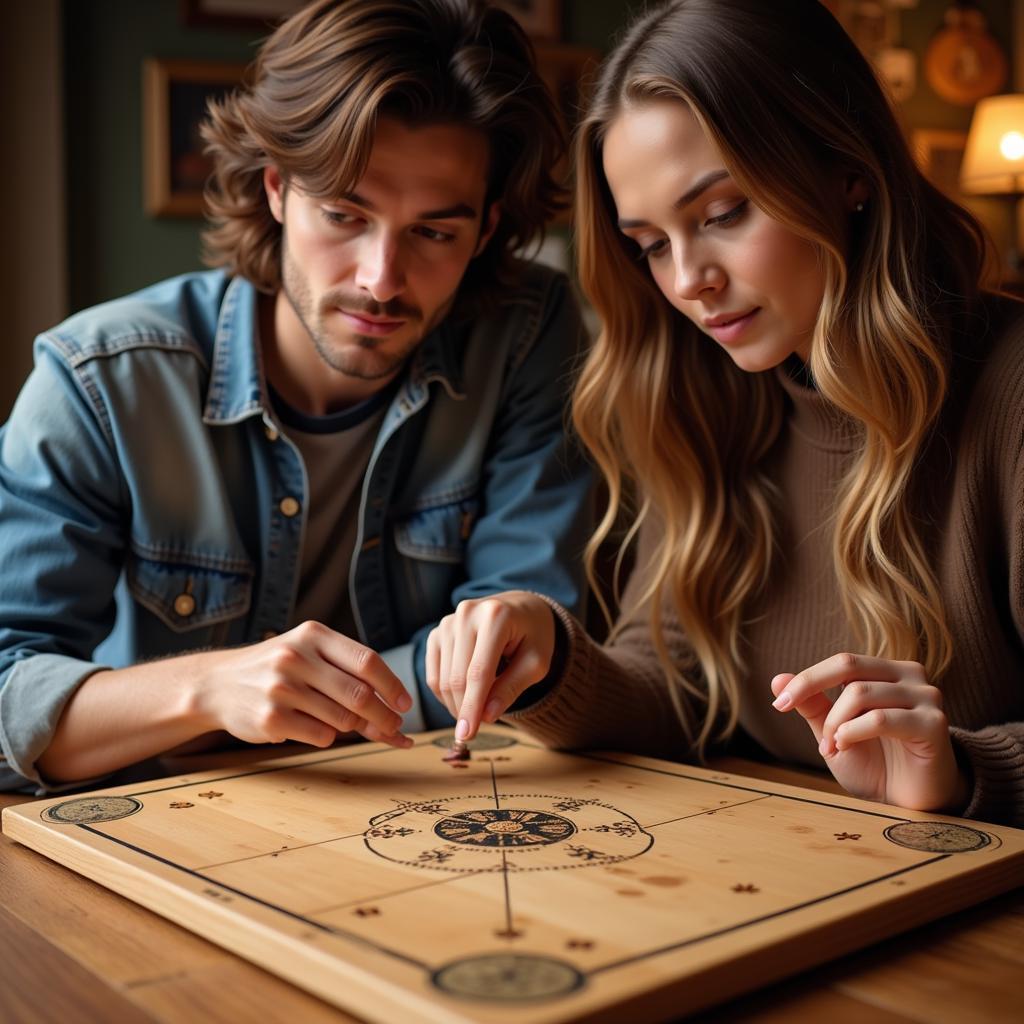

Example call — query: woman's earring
[855,201,865,213]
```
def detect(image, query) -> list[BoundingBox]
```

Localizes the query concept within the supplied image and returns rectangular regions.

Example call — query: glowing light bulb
[999,131,1024,161]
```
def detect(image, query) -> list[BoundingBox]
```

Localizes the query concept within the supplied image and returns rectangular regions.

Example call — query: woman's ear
[844,173,870,213]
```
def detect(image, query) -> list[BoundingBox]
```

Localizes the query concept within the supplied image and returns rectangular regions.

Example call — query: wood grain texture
[0,901,153,1024]
[3,729,1022,1024]
[0,810,357,1024]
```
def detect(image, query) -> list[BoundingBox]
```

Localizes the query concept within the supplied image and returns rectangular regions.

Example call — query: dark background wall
[61,0,639,312]
[3,0,1021,419]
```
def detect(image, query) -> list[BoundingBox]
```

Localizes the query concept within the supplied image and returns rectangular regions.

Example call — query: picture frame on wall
[491,0,562,42]
[912,128,968,201]
[142,58,245,218]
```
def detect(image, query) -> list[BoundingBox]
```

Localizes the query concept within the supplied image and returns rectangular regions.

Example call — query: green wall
[64,0,259,310]
[63,0,637,310]
[63,0,1021,310]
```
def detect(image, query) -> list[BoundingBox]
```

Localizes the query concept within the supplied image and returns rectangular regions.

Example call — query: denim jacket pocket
[126,554,254,633]
[393,494,480,565]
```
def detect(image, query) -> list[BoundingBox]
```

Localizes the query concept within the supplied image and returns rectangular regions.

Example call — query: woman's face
[602,100,827,372]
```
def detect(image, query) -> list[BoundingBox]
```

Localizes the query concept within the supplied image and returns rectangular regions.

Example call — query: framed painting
[912,128,968,201]
[142,58,246,217]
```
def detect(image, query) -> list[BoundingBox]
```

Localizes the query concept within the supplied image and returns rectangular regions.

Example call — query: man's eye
[417,227,455,243]
[321,210,355,225]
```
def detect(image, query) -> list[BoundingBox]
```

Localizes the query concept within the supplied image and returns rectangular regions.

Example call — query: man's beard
[281,248,425,381]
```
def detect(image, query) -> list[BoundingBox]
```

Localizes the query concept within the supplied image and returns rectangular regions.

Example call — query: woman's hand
[426,591,556,743]
[770,653,970,813]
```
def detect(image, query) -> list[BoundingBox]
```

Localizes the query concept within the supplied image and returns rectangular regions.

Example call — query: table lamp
[960,93,1024,275]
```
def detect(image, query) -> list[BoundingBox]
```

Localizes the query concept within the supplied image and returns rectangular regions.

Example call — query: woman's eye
[705,199,748,228]
[636,238,668,261]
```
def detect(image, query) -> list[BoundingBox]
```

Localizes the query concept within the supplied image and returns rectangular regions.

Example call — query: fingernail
[397,692,412,712]
[455,719,470,741]
[772,691,792,711]
[818,736,831,757]
[484,698,502,721]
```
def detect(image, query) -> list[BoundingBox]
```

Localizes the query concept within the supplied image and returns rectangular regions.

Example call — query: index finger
[778,653,901,707]
[313,624,413,714]
[454,627,507,743]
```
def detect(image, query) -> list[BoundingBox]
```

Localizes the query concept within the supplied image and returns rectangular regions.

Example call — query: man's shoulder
[41,270,236,370]
[466,256,578,342]
[493,256,571,309]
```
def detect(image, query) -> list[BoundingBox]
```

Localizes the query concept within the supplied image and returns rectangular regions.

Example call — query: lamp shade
[960,94,1024,195]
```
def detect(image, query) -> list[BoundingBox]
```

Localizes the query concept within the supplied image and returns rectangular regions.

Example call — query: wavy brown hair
[574,0,990,755]
[200,0,566,299]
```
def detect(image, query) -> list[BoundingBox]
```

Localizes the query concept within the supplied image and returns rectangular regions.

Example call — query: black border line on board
[565,750,912,822]
[67,730,955,987]
[116,733,911,826]
[60,732,978,986]
[78,823,436,971]
[75,818,952,983]
[587,855,948,974]
[122,742,418,797]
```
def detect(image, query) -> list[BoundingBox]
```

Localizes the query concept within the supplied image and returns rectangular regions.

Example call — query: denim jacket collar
[203,276,469,424]
[405,315,468,403]
[203,276,265,427]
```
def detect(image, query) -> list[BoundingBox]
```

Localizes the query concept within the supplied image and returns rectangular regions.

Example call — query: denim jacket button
[173,593,196,617]
[264,424,279,442]
[279,496,300,517]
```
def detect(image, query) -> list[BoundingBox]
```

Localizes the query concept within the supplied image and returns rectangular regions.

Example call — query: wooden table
[1,753,1020,1024]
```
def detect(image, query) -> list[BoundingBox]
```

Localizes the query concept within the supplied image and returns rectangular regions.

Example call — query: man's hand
[426,592,555,743]
[194,621,414,749]
[770,653,969,813]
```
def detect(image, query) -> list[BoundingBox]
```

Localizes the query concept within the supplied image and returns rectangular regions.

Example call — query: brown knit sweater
[508,299,1024,827]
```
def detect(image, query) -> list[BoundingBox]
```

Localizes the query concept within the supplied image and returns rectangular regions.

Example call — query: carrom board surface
[4,728,1023,1023]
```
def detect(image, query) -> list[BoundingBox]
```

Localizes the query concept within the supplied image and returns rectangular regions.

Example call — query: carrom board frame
[3,728,1023,1023]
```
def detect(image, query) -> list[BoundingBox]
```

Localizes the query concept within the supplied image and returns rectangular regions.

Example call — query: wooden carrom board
[4,728,1024,1023]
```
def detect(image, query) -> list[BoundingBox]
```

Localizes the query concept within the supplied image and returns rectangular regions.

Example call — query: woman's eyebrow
[617,169,731,229]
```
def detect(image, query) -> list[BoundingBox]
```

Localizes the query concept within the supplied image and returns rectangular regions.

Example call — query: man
[0,0,591,790]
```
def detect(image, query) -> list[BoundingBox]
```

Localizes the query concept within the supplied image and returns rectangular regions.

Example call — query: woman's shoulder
[949,293,1024,468]
[955,293,1024,393]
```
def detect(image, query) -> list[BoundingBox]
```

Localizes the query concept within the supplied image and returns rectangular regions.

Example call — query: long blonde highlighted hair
[574,0,990,756]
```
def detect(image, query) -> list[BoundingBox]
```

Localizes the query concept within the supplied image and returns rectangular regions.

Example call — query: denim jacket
[0,262,592,790]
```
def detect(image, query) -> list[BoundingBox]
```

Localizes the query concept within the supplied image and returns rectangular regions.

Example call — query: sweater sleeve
[949,726,1024,823]
[947,386,1024,825]
[504,521,703,760]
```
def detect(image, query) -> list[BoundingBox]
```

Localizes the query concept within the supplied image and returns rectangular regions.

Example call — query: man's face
[265,118,498,409]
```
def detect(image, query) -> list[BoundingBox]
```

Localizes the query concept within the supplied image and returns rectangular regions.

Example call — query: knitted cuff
[949,725,1024,825]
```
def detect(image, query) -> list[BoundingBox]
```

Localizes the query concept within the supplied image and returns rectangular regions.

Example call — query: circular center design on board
[42,796,143,824]
[364,793,652,872]
[434,809,575,848]
[432,954,583,1001]
[883,821,993,853]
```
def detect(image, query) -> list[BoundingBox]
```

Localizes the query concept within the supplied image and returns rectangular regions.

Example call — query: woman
[425,0,1024,825]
